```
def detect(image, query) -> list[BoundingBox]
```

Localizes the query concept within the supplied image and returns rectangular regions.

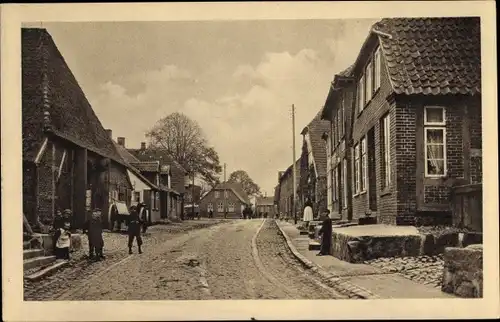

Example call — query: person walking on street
[128,205,143,254]
[138,202,149,234]
[83,208,105,261]
[317,209,332,256]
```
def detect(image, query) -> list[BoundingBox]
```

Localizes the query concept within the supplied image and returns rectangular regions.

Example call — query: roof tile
[374,17,480,96]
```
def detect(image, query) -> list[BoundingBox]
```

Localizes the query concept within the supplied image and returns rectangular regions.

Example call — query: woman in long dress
[302,200,314,224]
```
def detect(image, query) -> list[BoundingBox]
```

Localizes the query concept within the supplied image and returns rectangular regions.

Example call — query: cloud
[180,48,331,195]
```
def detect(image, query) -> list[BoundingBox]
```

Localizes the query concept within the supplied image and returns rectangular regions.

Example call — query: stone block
[420,234,436,256]
[441,245,483,298]
[462,232,483,248]
[434,232,459,254]
[358,217,377,225]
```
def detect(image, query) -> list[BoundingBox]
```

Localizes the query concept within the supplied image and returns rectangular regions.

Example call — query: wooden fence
[450,183,483,232]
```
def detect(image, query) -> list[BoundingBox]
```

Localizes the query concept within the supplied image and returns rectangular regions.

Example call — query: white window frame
[374,47,381,91]
[228,202,235,212]
[343,159,348,209]
[361,137,367,192]
[365,61,373,103]
[424,127,447,178]
[382,114,392,187]
[207,203,213,211]
[215,191,220,198]
[354,144,360,194]
[424,106,446,126]
[341,102,345,138]
[424,106,447,178]
[224,190,228,198]
[334,166,339,202]
[358,76,365,113]
[217,201,224,212]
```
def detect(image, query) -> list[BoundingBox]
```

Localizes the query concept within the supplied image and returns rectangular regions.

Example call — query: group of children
[51,204,147,262]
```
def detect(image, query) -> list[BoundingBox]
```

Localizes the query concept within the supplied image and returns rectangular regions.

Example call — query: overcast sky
[33,19,377,195]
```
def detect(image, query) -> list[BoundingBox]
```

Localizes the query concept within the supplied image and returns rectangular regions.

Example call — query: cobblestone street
[24,219,343,300]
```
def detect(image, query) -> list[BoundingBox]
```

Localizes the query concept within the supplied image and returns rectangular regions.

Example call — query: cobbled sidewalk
[24,219,227,301]
[276,220,455,299]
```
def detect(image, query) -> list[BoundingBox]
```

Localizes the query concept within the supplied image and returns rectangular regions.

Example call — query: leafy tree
[146,112,222,187]
[228,170,261,197]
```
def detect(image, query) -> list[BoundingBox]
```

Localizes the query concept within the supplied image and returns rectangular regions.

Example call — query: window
[327,164,333,210]
[215,191,220,198]
[337,109,341,142]
[334,166,339,202]
[424,107,447,177]
[340,102,345,138]
[134,192,140,203]
[186,193,192,202]
[358,75,365,113]
[381,113,392,187]
[374,47,381,91]
[361,137,367,192]
[343,159,348,208]
[354,144,360,194]
[228,202,235,212]
[365,61,373,103]
[207,203,213,211]
[331,167,337,202]
[224,190,229,198]
[217,201,224,212]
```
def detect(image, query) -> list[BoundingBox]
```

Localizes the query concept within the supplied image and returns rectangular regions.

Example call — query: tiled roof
[114,142,140,164]
[256,196,275,206]
[210,182,250,204]
[22,28,124,163]
[128,148,187,194]
[374,17,481,95]
[301,110,329,177]
[129,161,160,173]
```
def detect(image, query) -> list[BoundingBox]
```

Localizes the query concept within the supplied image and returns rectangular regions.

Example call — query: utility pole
[292,104,297,224]
[191,172,195,220]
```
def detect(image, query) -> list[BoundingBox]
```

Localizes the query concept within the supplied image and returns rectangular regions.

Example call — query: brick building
[22,28,133,231]
[127,143,186,220]
[299,111,330,217]
[320,65,356,220]
[276,159,301,219]
[255,196,276,217]
[113,136,171,223]
[322,17,482,225]
[199,182,250,218]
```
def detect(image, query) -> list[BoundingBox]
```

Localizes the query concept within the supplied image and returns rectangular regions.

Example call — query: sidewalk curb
[274,220,380,300]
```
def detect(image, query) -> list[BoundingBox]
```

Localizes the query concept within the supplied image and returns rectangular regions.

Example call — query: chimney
[141,142,146,150]
[105,129,112,139]
[117,137,125,147]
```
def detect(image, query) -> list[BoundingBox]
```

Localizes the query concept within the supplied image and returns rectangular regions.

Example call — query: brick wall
[199,189,244,218]
[37,141,55,226]
[23,161,38,225]
[351,41,398,224]
[469,99,482,184]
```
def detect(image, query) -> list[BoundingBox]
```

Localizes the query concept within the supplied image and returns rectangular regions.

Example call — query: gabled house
[299,111,330,216]
[345,17,481,225]
[112,134,165,223]
[22,28,133,231]
[128,143,187,219]
[199,182,250,218]
[277,159,301,219]
[255,196,276,217]
[320,65,356,221]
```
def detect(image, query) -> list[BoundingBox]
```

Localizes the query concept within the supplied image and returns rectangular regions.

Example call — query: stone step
[24,260,69,282]
[309,241,321,251]
[299,230,309,235]
[23,249,45,260]
[23,256,56,271]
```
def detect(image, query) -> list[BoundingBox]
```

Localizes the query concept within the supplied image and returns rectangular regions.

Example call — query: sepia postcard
[1,1,499,321]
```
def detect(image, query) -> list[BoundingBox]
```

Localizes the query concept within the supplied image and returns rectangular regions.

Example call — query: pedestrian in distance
[138,202,149,234]
[317,209,332,256]
[51,209,64,252]
[302,200,314,228]
[128,205,143,254]
[54,221,72,260]
[83,208,105,261]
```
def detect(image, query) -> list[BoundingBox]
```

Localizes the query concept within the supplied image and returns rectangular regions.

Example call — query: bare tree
[228,170,261,197]
[146,112,222,187]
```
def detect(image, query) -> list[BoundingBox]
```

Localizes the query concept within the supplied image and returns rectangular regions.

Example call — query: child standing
[54,222,72,260]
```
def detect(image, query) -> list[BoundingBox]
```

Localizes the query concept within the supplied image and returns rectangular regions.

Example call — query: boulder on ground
[441,245,483,298]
